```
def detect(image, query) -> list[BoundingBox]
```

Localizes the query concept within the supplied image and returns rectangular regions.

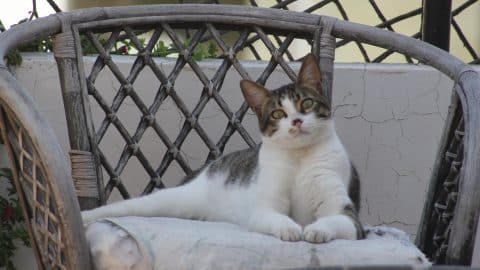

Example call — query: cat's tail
[81,177,208,224]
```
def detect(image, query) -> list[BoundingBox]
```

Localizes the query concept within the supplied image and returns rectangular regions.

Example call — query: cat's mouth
[288,127,309,137]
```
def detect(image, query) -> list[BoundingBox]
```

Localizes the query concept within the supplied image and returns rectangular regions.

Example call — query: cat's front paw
[304,215,359,243]
[249,211,303,241]
[303,220,335,243]
[271,219,303,242]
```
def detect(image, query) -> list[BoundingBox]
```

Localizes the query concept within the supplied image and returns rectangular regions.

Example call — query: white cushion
[85,217,430,270]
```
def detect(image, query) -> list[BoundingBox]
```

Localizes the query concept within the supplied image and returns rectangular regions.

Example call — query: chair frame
[0,4,479,269]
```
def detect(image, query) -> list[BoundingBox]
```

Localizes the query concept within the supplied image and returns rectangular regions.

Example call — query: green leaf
[184,38,191,47]
[207,42,218,58]
[80,35,103,55]
[0,168,13,179]
[0,163,29,265]
[13,201,24,222]
[5,50,22,66]
[153,41,176,57]
[7,259,16,270]
[193,44,206,61]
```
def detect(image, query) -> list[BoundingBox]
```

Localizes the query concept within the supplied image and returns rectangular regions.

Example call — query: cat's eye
[301,98,315,110]
[271,110,286,119]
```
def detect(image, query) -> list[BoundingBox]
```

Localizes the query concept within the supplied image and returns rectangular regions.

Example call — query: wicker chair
[0,4,479,269]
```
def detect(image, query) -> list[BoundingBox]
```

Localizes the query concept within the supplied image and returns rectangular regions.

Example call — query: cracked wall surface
[332,64,452,237]
[3,53,480,266]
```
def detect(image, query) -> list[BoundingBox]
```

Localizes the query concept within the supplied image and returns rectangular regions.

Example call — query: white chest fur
[289,133,352,226]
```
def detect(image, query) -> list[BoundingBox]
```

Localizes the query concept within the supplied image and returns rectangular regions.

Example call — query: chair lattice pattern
[81,23,307,201]
[0,107,67,270]
[428,110,464,264]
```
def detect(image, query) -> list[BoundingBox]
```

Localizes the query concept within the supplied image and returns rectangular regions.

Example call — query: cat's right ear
[298,53,322,92]
[240,80,269,116]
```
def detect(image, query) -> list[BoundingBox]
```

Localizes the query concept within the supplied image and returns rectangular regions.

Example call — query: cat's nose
[292,118,303,127]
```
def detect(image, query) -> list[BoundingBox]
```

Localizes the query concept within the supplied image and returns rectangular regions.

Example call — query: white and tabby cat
[82,53,364,243]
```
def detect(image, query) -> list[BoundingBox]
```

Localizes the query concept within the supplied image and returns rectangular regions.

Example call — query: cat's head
[240,53,331,149]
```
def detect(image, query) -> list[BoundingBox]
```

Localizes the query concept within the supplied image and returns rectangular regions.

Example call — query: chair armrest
[447,70,480,264]
[0,67,91,269]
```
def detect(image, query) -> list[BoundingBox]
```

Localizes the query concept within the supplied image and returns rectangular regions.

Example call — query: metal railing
[198,0,479,64]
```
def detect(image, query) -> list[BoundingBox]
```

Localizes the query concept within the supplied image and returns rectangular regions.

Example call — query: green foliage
[192,41,219,61]
[0,22,32,264]
[5,50,22,66]
[80,35,102,55]
[1,18,220,67]
[76,30,220,61]
[0,168,30,270]
[0,20,22,66]
[207,42,218,59]
[152,40,175,57]
[151,39,218,60]
[1,18,53,66]
[8,38,53,66]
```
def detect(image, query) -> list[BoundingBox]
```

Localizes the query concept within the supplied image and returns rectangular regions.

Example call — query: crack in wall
[432,72,445,121]
[364,125,372,173]
[364,196,372,215]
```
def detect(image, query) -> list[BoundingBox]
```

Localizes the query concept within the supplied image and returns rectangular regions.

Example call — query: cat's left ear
[297,53,322,93]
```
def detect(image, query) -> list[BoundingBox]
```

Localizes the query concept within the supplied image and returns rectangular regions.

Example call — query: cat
[82,53,365,243]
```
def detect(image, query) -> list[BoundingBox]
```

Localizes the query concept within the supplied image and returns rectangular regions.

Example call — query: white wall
[2,53,479,267]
